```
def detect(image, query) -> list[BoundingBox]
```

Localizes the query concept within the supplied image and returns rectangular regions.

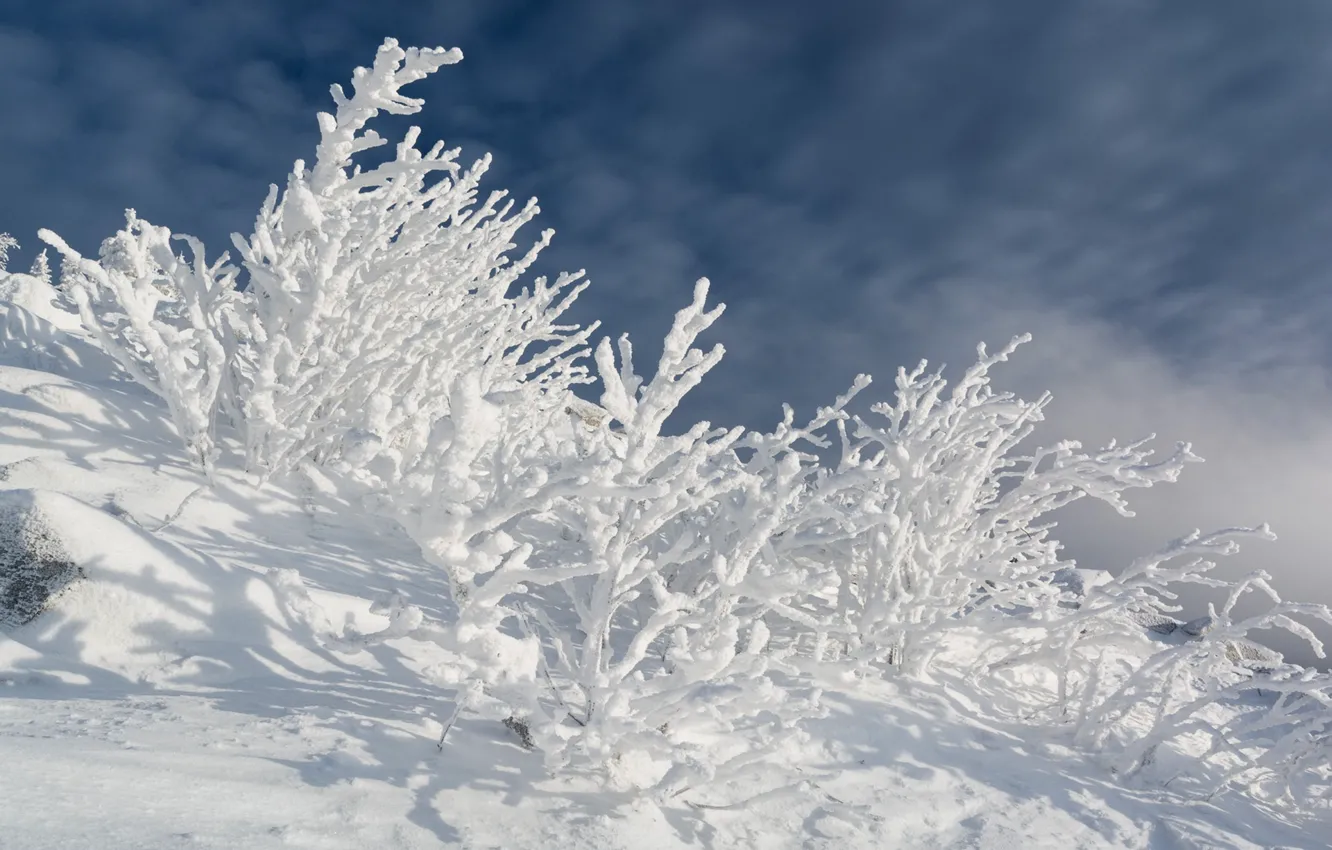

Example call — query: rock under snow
[0,302,122,384]
[1127,609,1181,635]
[1180,615,1214,637]
[0,488,313,684]
[1223,639,1283,673]
[1125,610,1282,673]
[0,489,83,629]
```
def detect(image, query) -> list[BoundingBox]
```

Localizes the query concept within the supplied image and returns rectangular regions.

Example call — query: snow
[1,294,1328,848]
[3,39,1331,847]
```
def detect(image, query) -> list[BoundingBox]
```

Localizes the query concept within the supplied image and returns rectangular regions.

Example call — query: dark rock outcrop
[0,490,83,630]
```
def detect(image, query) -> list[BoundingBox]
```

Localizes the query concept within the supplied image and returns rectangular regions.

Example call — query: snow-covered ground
[1,285,1328,849]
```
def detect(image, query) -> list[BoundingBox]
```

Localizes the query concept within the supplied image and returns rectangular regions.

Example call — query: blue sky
[3,2,1332,657]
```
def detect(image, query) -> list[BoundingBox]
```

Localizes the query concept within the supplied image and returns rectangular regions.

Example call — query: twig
[146,484,207,533]
[436,699,464,751]
[517,606,586,727]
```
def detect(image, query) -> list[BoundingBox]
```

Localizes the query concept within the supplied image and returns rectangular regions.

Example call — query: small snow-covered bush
[38,216,239,473]
[1070,534,1332,802]
[971,524,1332,806]
[686,335,1199,678]
[515,281,824,800]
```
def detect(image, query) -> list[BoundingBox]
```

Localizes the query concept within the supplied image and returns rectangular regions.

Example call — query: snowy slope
[1,286,1329,849]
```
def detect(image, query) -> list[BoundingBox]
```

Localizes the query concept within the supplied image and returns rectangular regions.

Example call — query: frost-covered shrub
[229,39,595,479]
[509,281,824,800]
[23,36,1332,815]
[38,216,240,472]
[327,282,824,801]
[732,336,1199,676]
[972,524,1332,806]
[31,41,595,484]
[1212,667,1332,805]
[1069,539,1332,800]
